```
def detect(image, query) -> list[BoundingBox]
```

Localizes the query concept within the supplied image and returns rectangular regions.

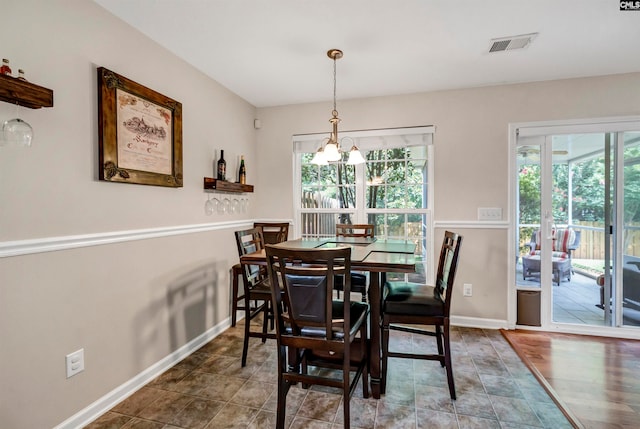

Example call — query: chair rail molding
[0,220,254,258]
[435,220,509,229]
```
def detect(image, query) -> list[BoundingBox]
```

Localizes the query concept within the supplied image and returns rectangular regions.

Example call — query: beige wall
[1,1,256,427]
[3,1,640,427]
[254,74,640,322]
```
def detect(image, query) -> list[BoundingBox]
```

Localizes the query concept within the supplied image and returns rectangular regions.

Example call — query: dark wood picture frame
[98,67,183,187]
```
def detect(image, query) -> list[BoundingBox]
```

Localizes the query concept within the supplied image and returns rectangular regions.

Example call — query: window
[293,127,434,283]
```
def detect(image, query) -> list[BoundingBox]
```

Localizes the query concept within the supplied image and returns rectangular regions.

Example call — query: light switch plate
[463,283,473,297]
[478,207,502,221]
[66,348,85,378]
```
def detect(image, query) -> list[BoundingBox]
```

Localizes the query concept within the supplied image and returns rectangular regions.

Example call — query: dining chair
[253,222,289,245]
[231,222,289,327]
[334,223,374,302]
[335,223,375,238]
[265,244,370,429]
[234,227,276,367]
[381,230,463,399]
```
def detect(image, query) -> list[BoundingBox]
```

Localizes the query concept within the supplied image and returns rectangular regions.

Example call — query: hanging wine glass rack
[203,177,253,193]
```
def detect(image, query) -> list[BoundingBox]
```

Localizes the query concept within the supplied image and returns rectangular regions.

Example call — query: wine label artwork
[116,88,172,175]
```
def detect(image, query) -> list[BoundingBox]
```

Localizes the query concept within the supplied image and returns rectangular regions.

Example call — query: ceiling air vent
[489,33,538,53]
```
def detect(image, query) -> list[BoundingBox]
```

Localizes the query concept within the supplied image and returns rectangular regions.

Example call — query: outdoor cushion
[527,250,569,260]
[530,228,575,255]
[553,228,576,253]
[534,229,542,250]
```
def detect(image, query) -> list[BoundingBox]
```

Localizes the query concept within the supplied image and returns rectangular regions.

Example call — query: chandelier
[311,49,365,165]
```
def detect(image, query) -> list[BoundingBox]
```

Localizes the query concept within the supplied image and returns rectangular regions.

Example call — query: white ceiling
[94,0,640,108]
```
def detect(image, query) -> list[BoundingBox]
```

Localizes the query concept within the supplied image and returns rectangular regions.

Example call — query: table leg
[368,272,382,399]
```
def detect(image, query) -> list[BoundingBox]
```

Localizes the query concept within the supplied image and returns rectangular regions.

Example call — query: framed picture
[98,67,183,187]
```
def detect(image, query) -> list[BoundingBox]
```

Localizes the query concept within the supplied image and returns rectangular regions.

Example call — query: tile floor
[85,323,571,429]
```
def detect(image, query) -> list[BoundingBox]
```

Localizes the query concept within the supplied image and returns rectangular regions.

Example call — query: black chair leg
[443,319,456,400]
[276,348,289,429]
[261,300,269,343]
[361,323,370,398]
[242,294,251,367]
[231,265,240,327]
[381,318,389,394]
[268,299,275,331]
[435,324,444,366]
[343,358,351,429]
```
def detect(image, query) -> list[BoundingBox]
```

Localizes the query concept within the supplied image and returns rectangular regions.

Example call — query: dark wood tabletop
[241,237,416,272]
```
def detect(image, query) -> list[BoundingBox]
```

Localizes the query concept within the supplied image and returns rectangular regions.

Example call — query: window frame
[293,126,435,283]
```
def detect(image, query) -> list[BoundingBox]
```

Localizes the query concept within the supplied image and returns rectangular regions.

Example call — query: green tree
[519,164,541,224]
[570,157,606,223]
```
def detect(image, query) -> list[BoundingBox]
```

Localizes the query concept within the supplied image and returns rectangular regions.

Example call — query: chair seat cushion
[334,273,367,292]
[248,278,280,301]
[383,281,444,317]
[528,250,569,260]
[288,301,369,339]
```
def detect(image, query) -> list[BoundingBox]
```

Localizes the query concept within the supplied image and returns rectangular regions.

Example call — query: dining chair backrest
[264,244,368,429]
[265,245,352,340]
[435,231,463,313]
[235,227,267,288]
[253,222,289,244]
[336,223,375,238]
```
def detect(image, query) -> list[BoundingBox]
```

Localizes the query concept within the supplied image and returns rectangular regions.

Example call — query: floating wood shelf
[0,74,54,109]
[204,177,253,193]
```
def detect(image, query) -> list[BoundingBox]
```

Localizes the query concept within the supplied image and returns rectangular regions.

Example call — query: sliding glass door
[514,119,640,330]
[621,132,640,325]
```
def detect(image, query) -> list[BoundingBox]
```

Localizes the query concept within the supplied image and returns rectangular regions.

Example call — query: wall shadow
[133,259,226,371]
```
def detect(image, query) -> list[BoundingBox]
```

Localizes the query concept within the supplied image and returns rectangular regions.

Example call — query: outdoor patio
[516,260,640,327]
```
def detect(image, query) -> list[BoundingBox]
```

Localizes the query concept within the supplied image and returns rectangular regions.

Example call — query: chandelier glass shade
[310,49,365,165]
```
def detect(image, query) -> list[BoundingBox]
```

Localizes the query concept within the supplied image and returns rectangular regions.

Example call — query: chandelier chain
[310,49,364,165]
[333,55,337,112]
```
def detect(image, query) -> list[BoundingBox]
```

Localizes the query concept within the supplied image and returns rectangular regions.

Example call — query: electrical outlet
[66,348,84,378]
[463,283,473,297]
[478,207,502,221]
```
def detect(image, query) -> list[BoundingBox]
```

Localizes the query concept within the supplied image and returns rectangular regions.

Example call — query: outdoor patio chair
[522,228,580,284]
[526,228,581,262]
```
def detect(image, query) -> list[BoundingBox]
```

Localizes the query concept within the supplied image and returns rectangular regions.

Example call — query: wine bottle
[238,155,246,184]
[217,150,226,181]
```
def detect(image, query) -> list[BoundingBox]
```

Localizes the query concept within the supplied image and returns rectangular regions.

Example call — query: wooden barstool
[231,222,289,327]
[334,223,374,302]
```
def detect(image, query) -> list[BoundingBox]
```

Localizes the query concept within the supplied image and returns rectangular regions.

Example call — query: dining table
[240,236,416,399]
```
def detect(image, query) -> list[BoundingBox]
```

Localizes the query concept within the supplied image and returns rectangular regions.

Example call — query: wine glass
[232,198,240,214]
[2,117,33,146]
[224,198,231,214]
[217,198,227,215]
[204,195,214,215]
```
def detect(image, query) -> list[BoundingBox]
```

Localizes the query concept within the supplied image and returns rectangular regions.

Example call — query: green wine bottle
[238,155,246,184]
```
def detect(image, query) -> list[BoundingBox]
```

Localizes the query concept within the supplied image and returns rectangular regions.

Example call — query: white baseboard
[451,315,509,330]
[53,318,232,429]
